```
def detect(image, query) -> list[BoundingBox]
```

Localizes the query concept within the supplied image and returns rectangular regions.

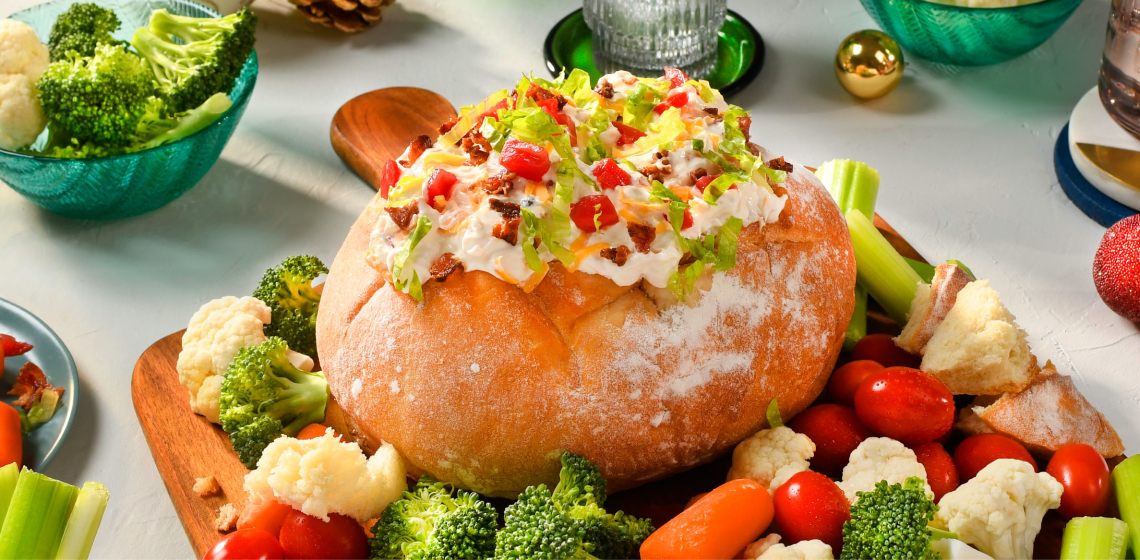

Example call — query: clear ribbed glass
[1100,0,1140,140]
[583,0,726,78]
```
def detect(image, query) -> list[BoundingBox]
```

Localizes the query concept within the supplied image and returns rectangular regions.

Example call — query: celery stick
[1060,517,1128,560]
[843,284,868,351]
[0,468,78,559]
[0,463,17,533]
[1113,455,1140,555]
[55,482,109,560]
[904,257,936,283]
[846,209,923,324]
[817,159,880,348]
[946,259,976,280]
[816,159,879,219]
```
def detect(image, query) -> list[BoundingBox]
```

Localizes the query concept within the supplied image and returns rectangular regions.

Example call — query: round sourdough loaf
[316,165,855,497]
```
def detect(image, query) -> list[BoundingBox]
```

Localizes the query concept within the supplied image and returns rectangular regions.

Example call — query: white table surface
[2,0,1135,557]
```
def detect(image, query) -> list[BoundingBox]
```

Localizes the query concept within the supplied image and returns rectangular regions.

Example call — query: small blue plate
[0,298,78,469]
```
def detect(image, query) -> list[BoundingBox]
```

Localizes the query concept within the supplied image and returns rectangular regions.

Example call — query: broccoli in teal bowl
[0,0,257,220]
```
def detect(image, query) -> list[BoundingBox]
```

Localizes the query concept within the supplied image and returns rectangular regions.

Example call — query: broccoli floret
[131,92,232,151]
[37,43,156,150]
[494,453,653,560]
[252,255,328,358]
[130,8,255,113]
[495,485,594,560]
[219,336,328,468]
[370,477,498,560]
[841,477,954,560]
[47,2,124,61]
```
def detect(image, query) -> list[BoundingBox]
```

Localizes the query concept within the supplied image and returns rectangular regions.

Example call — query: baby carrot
[296,423,336,440]
[0,403,22,468]
[640,478,773,560]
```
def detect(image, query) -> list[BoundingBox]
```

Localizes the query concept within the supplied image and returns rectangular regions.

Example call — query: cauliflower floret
[930,538,995,559]
[728,426,815,491]
[177,296,313,423]
[933,459,1061,560]
[744,535,833,560]
[244,429,407,523]
[0,74,45,150]
[839,437,932,503]
[0,20,49,81]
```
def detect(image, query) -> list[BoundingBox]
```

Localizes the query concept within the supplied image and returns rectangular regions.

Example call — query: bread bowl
[316,70,856,496]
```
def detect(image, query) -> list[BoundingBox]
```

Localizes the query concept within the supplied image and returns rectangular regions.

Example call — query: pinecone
[289,0,395,33]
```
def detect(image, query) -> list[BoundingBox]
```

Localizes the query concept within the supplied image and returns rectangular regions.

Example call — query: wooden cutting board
[131,218,926,557]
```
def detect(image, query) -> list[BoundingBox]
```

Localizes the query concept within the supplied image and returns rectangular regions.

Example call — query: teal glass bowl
[859,0,1083,66]
[0,0,257,220]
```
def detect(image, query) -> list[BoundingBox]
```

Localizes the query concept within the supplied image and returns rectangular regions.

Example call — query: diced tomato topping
[613,121,646,146]
[654,91,689,114]
[592,159,631,190]
[664,67,689,89]
[0,334,31,357]
[570,194,619,233]
[681,208,693,230]
[476,98,509,127]
[378,160,400,199]
[424,169,458,210]
[500,138,551,181]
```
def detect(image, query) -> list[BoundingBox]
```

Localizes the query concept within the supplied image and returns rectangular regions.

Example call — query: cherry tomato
[279,510,368,560]
[849,334,921,368]
[913,442,959,502]
[826,360,883,405]
[772,471,850,552]
[377,160,400,199]
[205,529,285,560]
[499,138,550,182]
[653,91,689,114]
[788,404,871,478]
[854,367,954,445]
[424,169,458,210]
[1046,443,1111,519]
[592,159,631,190]
[237,500,293,537]
[664,67,689,88]
[570,194,619,233]
[954,434,1037,481]
[613,121,646,145]
[0,334,32,357]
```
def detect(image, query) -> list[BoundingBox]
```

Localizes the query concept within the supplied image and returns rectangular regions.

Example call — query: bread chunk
[896,263,972,354]
[976,363,1124,458]
[920,280,1036,395]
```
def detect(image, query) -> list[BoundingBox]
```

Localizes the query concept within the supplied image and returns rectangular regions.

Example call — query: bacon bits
[398,135,433,167]
[600,246,632,266]
[627,223,656,253]
[385,204,419,230]
[8,362,63,409]
[765,156,793,173]
[492,218,521,245]
[430,253,462,281]
[462,130,492,165]
[595,79,615,99]
[475,171,517,195]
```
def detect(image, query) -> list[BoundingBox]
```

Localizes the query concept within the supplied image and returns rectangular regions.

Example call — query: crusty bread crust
[316,166,855,497]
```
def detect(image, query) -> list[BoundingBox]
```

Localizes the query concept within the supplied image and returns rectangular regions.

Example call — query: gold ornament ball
[835,30,905,99]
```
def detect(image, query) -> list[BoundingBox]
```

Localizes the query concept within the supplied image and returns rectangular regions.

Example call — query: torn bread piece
[193,476,222,498]
[975,363,1124,458]
[896,263,972,354]
[955,396,996,436]
[919,280,1037,395]
[215,503,238,533]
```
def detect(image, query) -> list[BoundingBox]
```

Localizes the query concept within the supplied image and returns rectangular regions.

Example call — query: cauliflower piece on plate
[934,459,1061,560]
[839,437,932,503]
[728,426,815,491]
[0,19,49,80]
[244,429,407,523]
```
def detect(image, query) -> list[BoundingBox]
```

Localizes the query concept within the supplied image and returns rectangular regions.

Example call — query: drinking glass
[582,0,727,78]
[1100,0,1140,139]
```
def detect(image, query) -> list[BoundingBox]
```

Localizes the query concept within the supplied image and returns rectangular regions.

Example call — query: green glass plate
[544,9,764,98]
[0,298,78,471]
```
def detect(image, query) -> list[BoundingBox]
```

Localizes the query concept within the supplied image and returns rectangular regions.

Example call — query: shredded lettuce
[559,68,596,107]
[520,209,545,272]
[580,106,614,164]
[687,79,715,102]
[440,88,509,146]
[715,217,743,270]
[622,82,662,130]
[391,215,433,301]
[701,172,748,203]
[691,138,704,152]
[386,175,424,207]
[484,108,565,150]
[619,107,686,157]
